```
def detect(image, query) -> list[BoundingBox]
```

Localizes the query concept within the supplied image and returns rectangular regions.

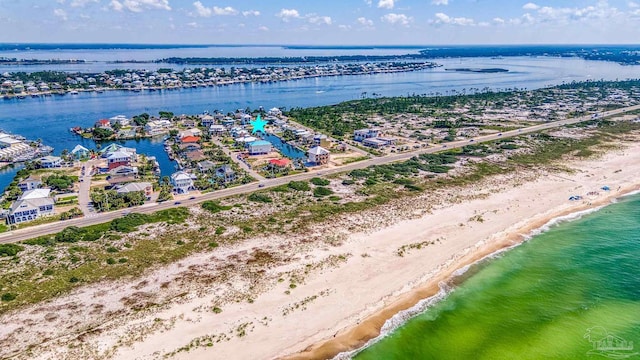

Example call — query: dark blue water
[2,56,640,193]
[260,133,307,159]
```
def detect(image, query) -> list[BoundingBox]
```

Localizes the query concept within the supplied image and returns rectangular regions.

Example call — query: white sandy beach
[2,141,640,360]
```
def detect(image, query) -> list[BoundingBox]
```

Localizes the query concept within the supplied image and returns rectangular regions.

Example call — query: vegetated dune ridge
[2,142,640,360]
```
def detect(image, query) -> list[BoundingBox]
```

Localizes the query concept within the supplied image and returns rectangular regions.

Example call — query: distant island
[445,68,509,73]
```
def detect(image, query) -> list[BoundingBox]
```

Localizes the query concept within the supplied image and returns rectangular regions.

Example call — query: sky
[1,0,640,44]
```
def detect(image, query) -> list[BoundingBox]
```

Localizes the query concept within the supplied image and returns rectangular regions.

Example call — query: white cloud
[523,2,539,10]
[432,12,475,25]
[111,0,171,12]
[308,15,332,25]
[364,0,372,6]
[521,2,622,25]
[378,0,395,10]
[212,6,237,15]
[357,17,374,26]
[110,0,124,11]
[493,17,505,24]
[338,24,351,30]
[629,1,639,8]
[381,13,412,26]
[192,1,211,17]
[53,8,68,21]
[258,25,269,31]
[431,0,449,5]
[187,21,198,27]
[242,10,260,16]
[276,8,301,21]
[70,0,98,7]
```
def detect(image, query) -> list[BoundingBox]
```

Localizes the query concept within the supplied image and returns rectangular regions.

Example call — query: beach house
[116,182,153,199]
[106,151,132,170]
[215,164,237,184]
[170,171,195,194]
[247,140,272,155]
[39,155,62,168]
[95,119,112,130]
[109,115,130,127]
[7,188,55,224]
[144,120,172,136]
[200,114,216,127]
[209,124,226,136]
[18,177,42,192]
[307,146,330,165]
[71,144,90,159]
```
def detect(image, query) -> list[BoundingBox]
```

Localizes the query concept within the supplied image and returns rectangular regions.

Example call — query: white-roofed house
[40,155,62,168]
[71,144,90,159]
[18,177,42,192]
[170,171,194,194]
[106,151,132,170]
[7,188,55,224]
[247,140,272,155]
[307,146,330,165]
[116,182,153,199]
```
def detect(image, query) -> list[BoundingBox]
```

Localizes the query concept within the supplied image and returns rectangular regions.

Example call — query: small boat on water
[69,90,79,95]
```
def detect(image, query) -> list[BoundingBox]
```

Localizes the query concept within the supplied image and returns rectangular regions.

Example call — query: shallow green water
[355,194,640,360]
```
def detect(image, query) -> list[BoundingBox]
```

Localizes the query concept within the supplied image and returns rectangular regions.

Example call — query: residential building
[354,128,381,142]
[313,134,332,148]
[95,119,112,129]
[209,124,226,136]
[268,107,282,117]
[106,151,132,170]
[71,144,90,159]
[108,165,139,178]
[362,138,388,148]
[307,146,330,165]
[185,150,207,162]
[0,135,22,148]
[116,182,153,198]
[178,128,202,139]
[180,136,201,144]
[197,160,216,173]
[7,188,55,224]
[40,155,62,168]
[170,171,194,194]
[109,115,130,127]
[18,177,42,192]
[268,158,291,168]
[247,140,272,155]
[144,120,172,136]
[200,114,215,127]
[241,114,252,125]
[215,164,236,183]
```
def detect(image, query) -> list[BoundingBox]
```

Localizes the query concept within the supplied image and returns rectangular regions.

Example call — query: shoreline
[287,183,640,360]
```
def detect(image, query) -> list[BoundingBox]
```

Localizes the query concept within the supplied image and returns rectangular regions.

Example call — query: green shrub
[0,244,24,257]
[313,187,333,197]
[43,269,54,276]
[341,179,355,185]
[215,226,226,235]
[248,193,272,203]
[106,258,116,265]
[118,258,128,263]
[202,201,233,213]
[1,293,16,302]
[69,276,80,283]
[106,246,119,253]
[287,181,311,191]
[208,241,219,248]
[310,177,330,186]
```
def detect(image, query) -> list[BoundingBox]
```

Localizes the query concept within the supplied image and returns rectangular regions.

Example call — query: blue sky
[1,0,639,44]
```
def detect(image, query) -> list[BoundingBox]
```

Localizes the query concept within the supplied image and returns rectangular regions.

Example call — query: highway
[2,104,639,244]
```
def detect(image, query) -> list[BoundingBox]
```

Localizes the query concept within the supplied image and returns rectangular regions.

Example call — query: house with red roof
[180,136,201,144]
[269,158,291,168]
[95,119,112,129]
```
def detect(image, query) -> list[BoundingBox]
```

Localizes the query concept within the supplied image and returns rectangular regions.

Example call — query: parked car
[174,201,182,205]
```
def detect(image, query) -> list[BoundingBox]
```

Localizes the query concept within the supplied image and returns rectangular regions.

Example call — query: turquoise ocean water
[354,194,640,360]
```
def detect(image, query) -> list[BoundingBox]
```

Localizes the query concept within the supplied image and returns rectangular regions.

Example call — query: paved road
[210,139,266,181]
[77,160,98,214]
[2,105,638,244]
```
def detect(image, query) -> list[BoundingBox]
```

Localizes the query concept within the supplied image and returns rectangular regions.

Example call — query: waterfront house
[197,160,216,173]
[178,143,201,152]
[241,114,252,125]
[307,146,330,165]
[354,128,381,142]
[109,115,130,127]
[209,124,226,136]
[221,118,236,128]
[7,189,55,225]
[200,114,216,127]
[247,140,272,155]
[178,128,202,139]
[108,165,138,178]
[39,155,62,168]
[170,171,195,194]
[144,120,172,136]
[18,177,42,192]
[106,151,132,170]
[268,107,282,117]
[268,158,291,168]
[71,144,90,159]
[235,136,257,145]
[100,144,137,160]
[180,136,201,144]
[116,182,153,199]
[215,164,236,183]
[95,119,112,130]
[185,150,207,162]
